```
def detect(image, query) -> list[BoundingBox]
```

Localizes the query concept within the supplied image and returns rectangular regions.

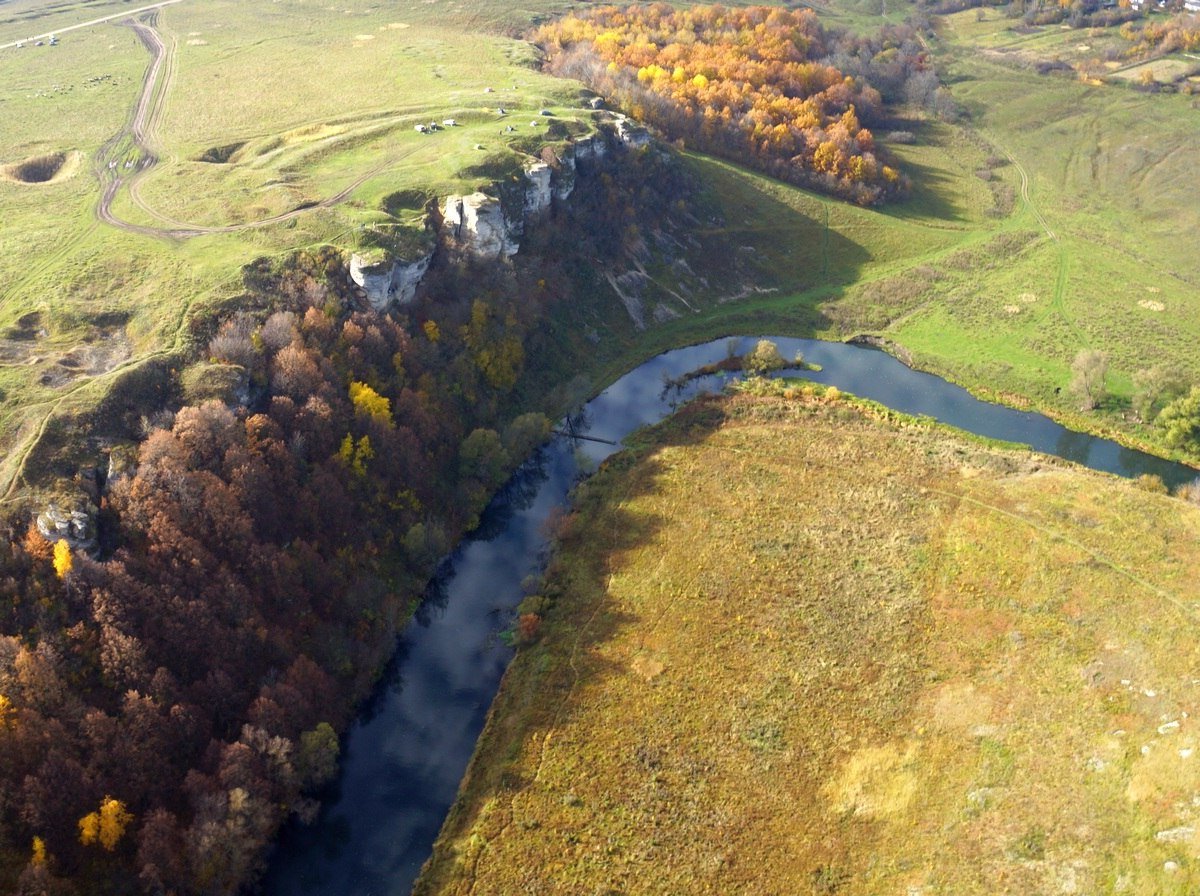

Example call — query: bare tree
[1069,349,1108,410]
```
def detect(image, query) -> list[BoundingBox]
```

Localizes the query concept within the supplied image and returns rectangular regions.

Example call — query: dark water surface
[264,336,1197,895]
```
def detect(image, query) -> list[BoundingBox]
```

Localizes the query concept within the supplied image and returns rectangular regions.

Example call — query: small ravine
[263,335,1197,895]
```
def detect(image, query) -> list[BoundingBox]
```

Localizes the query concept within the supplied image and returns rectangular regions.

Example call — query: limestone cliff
[349,249,434,310]
[359,124,642,303]
[442,192,520,260]
[524,161,553,217]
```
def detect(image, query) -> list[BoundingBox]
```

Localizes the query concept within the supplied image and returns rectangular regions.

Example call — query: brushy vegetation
[417,387,1200,895]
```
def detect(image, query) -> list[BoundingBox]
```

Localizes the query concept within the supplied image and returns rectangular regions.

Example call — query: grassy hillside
[0,0,587,498]
[2,0,1199,491]
[845,10,1200,425]
[416,386,1200,895]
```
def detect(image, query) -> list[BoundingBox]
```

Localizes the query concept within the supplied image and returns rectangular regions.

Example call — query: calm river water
[263,336,1197,895]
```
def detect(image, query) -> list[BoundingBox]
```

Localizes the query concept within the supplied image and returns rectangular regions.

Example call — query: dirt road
[96,12,392,239]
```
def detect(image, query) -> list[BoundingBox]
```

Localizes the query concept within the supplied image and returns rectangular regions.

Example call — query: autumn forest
[535,3,944,203]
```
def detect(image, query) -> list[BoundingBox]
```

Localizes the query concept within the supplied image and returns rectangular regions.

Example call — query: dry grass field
[417,386,1200,895]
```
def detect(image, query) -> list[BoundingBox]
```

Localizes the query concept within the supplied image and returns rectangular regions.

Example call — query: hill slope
[417,387,1200,895]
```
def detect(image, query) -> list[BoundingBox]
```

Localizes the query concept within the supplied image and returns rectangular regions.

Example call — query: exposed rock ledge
[349,250,434,311]
[350,124,630,309]
[846,334,915,368]
[36,502,98,553]
[442,191,519,260]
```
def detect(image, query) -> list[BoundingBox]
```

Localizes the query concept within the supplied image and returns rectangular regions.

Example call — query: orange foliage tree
[535,3,909,204]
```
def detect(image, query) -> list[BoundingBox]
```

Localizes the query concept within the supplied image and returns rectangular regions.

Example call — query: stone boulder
[36,502,98,553]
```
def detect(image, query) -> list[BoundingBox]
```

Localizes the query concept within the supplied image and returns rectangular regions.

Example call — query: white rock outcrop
[524,161,553,216]
[442,192,519,259]
[614,117,650,148]
[36,502,97,552]
[553,152,577,201]
[574,133,608,165]
[349,250,434,310]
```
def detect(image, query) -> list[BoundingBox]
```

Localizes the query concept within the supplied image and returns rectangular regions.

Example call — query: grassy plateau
[3,0,1200,501]
[417,385,1200,895]
[0,0,587,498]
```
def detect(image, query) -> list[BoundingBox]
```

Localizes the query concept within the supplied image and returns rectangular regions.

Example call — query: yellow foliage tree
[0,693,12,728]
[53,540,72,580]
[422,319,440,342]
[338,433,374,477]
[31,836,46,867]
[79,797,133,851]
[348,381,391,424]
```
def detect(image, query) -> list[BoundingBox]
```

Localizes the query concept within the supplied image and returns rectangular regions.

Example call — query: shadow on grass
[415,396,731,894]
[879,154,969,224]
[681,153,875,298]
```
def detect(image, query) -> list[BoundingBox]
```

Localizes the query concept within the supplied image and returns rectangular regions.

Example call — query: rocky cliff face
[441,140,593,260]
[349,250,434,310]
[356,125,636,306]
[442,192,520,260]
[524,161,553,216]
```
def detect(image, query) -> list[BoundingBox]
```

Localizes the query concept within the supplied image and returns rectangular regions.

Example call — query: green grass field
[416,387,1200,895]
[0,0,592,499]
[1,0,1199,501]
[858,16,1200,443]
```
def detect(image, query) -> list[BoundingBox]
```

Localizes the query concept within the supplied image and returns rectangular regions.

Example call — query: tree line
[534,3,946,205]
[0,140,700,894]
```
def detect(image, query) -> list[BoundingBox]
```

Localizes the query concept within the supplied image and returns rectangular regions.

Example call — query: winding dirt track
[1,7,399,501]
[97,12,387,239]
[998,144,1086,345]
[0,0,185,50]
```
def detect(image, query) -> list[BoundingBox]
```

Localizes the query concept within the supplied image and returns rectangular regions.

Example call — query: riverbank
[415,387,1200,895]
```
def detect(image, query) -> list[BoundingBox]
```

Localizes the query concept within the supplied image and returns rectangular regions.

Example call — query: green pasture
[879,32,1200,408]
[0,0,596,496]
[2,0,1200,497]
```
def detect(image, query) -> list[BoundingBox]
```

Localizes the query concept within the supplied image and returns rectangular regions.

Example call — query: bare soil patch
[1,151,84,186]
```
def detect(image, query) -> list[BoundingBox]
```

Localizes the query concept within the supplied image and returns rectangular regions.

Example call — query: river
[263,335,1197,895]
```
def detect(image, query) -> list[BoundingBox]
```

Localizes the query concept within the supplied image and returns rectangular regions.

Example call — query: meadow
[417,386,1200,895]
[0,0,585,499]
[1,0,1199,496]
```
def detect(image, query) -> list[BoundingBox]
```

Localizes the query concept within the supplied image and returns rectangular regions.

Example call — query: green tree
[743,339,785,375]
[296,723,340,790]
[501,412,551,460]
[1158,386,1200,456]
[1132,365,1186,422]
[460,428,509,488]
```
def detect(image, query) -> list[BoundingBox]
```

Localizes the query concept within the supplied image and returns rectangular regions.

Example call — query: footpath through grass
[417,387,1200,895]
